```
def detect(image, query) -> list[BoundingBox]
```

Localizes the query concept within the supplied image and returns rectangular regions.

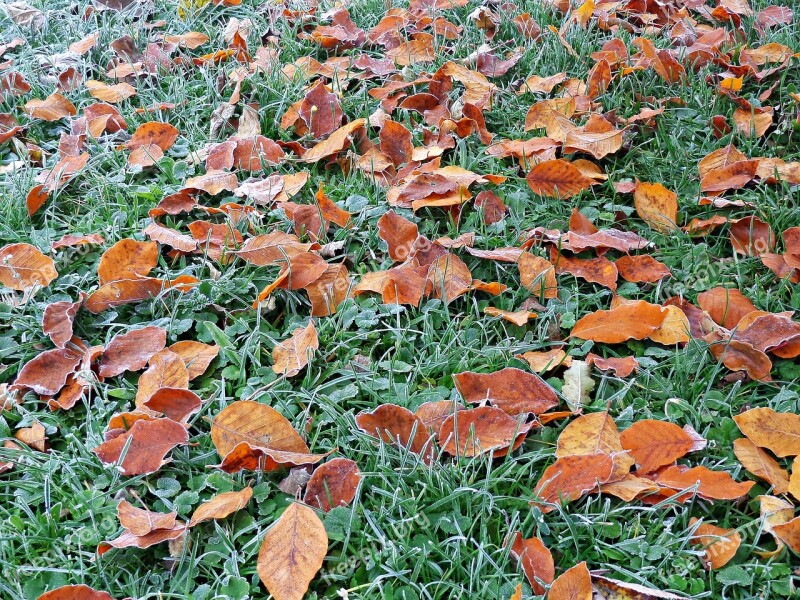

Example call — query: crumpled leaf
[93,418,189,476]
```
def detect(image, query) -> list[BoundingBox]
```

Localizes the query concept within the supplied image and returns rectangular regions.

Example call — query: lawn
[1,0,800,599]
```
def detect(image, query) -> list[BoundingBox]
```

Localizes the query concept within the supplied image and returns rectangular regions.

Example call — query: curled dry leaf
[98,326,167,378]
[11,347,81,397]
[453,367,558,416]
[0,243,58,291]
[86,276,198,314]
[301,119,366,163]
[257,502,328,600]
[304,457,360,512]
[620,419,695,473]
[483,307,536,326]
[570,300,666,343]
[42,296,83,348]
[733,437,789,494]
[15,421,47,451]
[189,487,253,526]
[93,418,189,476]
[117,500,176,536]
[272,321,318,377]
[508,532,554,595]
[439,406,531,457]
[51,233,105,251]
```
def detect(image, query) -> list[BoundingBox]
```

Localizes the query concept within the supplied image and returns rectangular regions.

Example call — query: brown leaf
[380,119,413,166]
[98,326,167,378]
[586,354,639,378]
[415,401,462,435]
[386,33,435,66]
[483,307,537,326]
[600,474,660,502]
[257,503,328,600]
[377,210,419,261]
[474,190,506,225]
[169,341,219,380]
[548,561,592,600]
[532,454,614,512]
[696,287,757,329]
[426,253,472,303]
[552,252,618,291]
[93,418,188,475]
[304,457,361,512]
[24,93,76,121]
[135,349,189,408]
[772,515,800,554]
[571,300,666,343]
[733,438,789,494]
[189,487,253,526]
[439,406,531,457]
[235,232,317,266]
[453,367,558,416]
[0,243,58,291]
[299,81,343,139]
[655,465,754,500]
[216,442,331,474]
[11,348,81,396]
[86,275,198,314]
[51,233,105,251]
[526,159,594,199]
[143,222,198,252]
[556,411,634,480]
[591,574,688,598]
[99,523,186,554]
[508,532,554,595]
[737,313,800,357]
[729,216,775,256]
[37,585,116,600]
[42,296,83,348]
[15,421,47,451]
[272,322,318,377]
[185,170,238,196]
[620,419,695,473]
[634,181,678,233]
[355,404,433,462]
[700,160,759,193]
[143,388,202,422]
[705,331,773,381]
[305,262,350,317]
[97,239,158,285]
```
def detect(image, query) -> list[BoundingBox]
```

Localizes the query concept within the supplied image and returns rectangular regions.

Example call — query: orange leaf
[509,532,554,595]
[24,93,76,121]
[301,119,366,163]
[548,561,592,600]
[97,239,158,285]
[168,341,220,380]
[556,411,634,480]
[615,255,671,283]
[124,122,179,152]
[526,159,594,199]
[696,287,757,329]
[483,307,537,326]
[734,407,800,458]
[356,404,433,462]
[85,80,136,103]
[257,503,328,600]
[42,296,83,348]
[304,457,361,512]
[272,321,318,377]
[655,465,754,500]
[518,252,558,298]
[189,487,253,526]
[135,349,189,409]
[0,243,58,291]
[733,437,789,494]
[620,419,695,473]
[117,499,177,536]
[185,170,238,195]
[439,406,531,457]
[10,348,81,397]
[729,216,775,256]
[515,349,571,374]
[634,181,678,233]
[532,454,613,512]
[93,418,188,476]
[570,300,666,343]
[453,367,558,416]
[37,585,116,600]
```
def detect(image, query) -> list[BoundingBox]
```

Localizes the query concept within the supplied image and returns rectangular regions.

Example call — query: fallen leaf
[516,349,571,374]
[117,500,177,536]
[24,93,76,121]
[257,503,328,600]
[169,341,219,380]
[85,80,136,103]
[548,561,592,600]
[273,322,318,377]
[532,454,614,512]
[98,326,167,378]
[509,532,554,595]
[733,437,789,494]
[42,296,83,348]
[561,360,595,411]
[734,407,800,458]
[0,243,58,291]
[526,159,594,199]
[556,411,634,480]
[189,488,253,526]
[301,119,366,163]
[36,585,116,600]
[93,418,188,476]
[586,354,639,378]
[97,239,158,285]
[439,406,531,457]
[729,216,775,256]
[518,252,558,299]
[634,181,678,232]
[356,404,433,461]
[571,300,667,343]
[655,465,754,500]
[620,420,695,473]
[11,348,81,396]
[483,307,537,326]
[304,458,361,512]
[135,349,189,408]
[453,367,558,416]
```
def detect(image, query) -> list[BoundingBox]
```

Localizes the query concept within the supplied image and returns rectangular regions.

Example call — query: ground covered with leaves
[1,0,800,598]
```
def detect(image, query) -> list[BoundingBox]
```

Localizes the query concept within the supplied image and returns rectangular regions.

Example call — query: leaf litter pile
[1,0,800,598]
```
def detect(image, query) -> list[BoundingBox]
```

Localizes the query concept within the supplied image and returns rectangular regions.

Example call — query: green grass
[2,0,800,598]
